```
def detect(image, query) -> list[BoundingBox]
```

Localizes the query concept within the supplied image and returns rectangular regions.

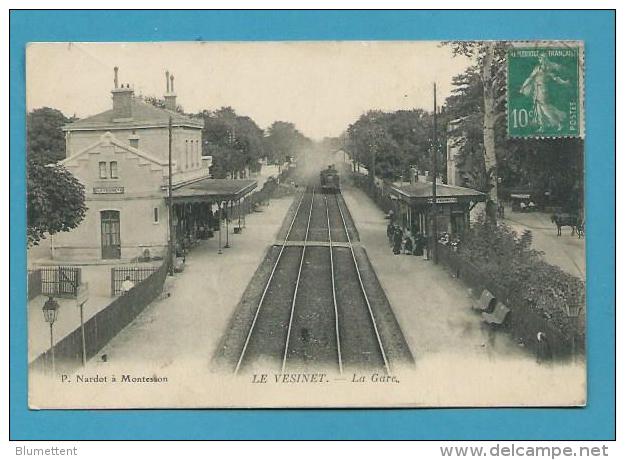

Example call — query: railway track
[328,193,391,374]
[233,188,311,375]
[233,186,392,375]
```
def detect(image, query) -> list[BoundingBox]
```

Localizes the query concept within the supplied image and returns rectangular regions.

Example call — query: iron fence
[111,265,160,296]
[40,266,81,298]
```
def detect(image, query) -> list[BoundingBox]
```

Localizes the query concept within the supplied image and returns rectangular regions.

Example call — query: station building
[389,180,486,237]
[52,68,256,261]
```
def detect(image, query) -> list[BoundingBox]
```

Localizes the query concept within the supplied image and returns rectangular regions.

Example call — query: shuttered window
[110,161,119,179]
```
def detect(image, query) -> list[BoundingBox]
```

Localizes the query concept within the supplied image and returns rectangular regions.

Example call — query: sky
[26,41,472,140]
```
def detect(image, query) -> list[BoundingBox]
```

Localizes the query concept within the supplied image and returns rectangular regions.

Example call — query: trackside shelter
[171,178,257,250]
[389,182,486,237]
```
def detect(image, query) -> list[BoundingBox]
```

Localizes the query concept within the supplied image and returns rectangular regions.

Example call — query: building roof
[390,181,486,204]
[63,98,203,131]
[172,178,257,202]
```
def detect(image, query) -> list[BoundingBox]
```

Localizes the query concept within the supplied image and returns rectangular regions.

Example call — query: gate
[40,266,81,298]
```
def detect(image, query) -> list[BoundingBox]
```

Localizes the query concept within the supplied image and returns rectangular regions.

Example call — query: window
[110,161,119,179]
[153,207,159,223]
[99,162,107,179]
[129,138,139,149]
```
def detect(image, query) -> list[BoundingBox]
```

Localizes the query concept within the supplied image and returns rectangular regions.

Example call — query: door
[101,210,121,259]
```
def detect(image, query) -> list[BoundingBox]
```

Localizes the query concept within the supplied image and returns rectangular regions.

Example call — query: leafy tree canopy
[27,162,87,246]
[27,107,75,164]
[197,107,266,179]
[265,121,312,165]
[345,109,444,181]
[27,107,87,246]
[143,95,185,114]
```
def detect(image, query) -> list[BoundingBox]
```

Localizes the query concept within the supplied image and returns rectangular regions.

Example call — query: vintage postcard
[26,40,586,408]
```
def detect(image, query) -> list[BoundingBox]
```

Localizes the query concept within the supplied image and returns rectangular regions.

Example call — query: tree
[345,109,441,181]
[143,95,185,114]
[198,107,266,179]
[264,121,312,165]
[27,161,87,246]
[27,107,75,164]
[445,41,509,210]
[445,67,490,191]
[27,107,87,246]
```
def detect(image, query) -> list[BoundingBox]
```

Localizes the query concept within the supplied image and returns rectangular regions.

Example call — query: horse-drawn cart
[551,212,584,238]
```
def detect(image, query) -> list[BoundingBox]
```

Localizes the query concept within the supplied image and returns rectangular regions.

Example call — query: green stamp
[507,46,581,137]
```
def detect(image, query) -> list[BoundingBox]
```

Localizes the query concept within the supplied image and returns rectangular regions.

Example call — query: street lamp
[224,201,230,249]
[217,203,223,254]
[564,303,582,357]
[42,296,60,375]
[430,83,440,265]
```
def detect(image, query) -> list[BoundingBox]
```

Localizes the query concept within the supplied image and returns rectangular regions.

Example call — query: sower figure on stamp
[520,54,570,133]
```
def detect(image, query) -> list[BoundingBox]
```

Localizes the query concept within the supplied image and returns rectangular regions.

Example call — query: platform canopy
[172,178,257,203]
[389,181,486,205]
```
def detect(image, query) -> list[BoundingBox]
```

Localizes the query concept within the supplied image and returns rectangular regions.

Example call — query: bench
[482,302,510,325]
[471,289,496,312]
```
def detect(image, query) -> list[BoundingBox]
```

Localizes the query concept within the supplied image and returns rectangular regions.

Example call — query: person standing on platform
[393,228,403,255]
[387,222,395,246]
[414,234,423,256]
[403,234,413,255]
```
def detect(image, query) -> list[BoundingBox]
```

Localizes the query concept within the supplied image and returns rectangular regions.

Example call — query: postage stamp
[507,46,582,138]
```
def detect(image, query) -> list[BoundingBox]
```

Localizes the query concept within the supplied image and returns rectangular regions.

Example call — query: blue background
[9,10,615,440]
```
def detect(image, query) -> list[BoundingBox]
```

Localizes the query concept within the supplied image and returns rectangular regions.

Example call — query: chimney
[111,68,133,119]
[164,72,177,112]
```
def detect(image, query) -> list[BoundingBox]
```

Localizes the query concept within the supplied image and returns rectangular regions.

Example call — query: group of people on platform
[387,223,428,257]
[386,223,463,258]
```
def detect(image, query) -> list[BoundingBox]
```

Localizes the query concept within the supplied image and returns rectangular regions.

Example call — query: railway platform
[77,195,296,371]
[340,185,527,360]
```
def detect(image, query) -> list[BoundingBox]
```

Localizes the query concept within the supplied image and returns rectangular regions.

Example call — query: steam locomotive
[320,165,340,193]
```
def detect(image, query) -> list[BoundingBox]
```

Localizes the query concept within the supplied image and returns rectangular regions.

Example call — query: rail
[234,188,308,375]
[324,195,343,374]
[334,193,391,374]
[282,187,316,372]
